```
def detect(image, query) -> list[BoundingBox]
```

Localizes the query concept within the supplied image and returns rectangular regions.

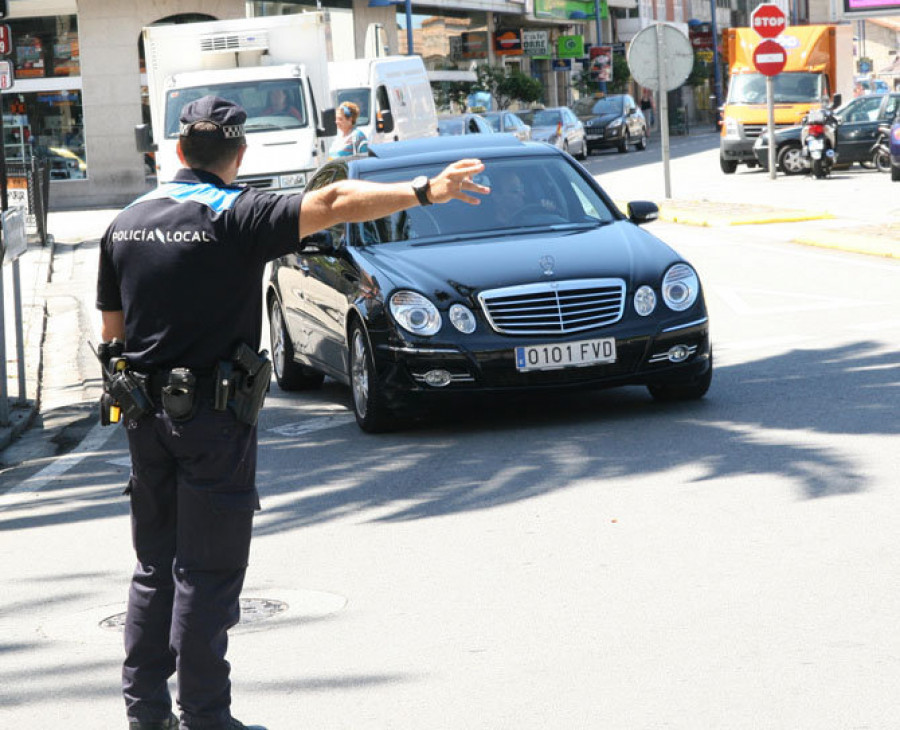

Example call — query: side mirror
[300,229,338,253]
[376,109,394,134]
[627,106,637,115]
[831,93,842,109]
[134,124,156,154]
[626,200,659,226]
[318,108,337,137]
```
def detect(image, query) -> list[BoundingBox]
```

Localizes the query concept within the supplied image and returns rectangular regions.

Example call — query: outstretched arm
[298,158,489,239]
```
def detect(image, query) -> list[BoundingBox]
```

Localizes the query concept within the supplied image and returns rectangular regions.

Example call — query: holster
[108,370,152,422]
[219,343,272,426]
[161,368,196,421]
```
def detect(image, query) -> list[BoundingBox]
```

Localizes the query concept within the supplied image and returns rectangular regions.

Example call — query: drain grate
[99,598,288,631]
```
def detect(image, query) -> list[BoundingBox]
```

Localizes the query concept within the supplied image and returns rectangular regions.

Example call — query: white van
[329,56,438,145]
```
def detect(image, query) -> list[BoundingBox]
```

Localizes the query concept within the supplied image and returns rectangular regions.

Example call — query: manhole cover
[99,598,288,631]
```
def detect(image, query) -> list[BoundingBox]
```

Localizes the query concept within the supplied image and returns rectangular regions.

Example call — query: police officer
[96,95,488,730]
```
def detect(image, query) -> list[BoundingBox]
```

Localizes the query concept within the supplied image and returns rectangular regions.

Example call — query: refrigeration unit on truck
[137,12,336,191]
[329,55,438,145]
[719,23,853,174]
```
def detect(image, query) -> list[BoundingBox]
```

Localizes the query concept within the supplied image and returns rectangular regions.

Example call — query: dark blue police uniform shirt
[97,168,302,372]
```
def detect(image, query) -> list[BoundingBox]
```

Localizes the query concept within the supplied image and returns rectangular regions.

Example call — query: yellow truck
[719,24,853,174]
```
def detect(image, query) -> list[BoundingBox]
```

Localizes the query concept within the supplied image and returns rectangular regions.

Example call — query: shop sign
[522,30,549,56]
[0,58,12,89]
[551,59,573,71]
[534,0,567,19]
[0,24,10,55]
[688,21,714,49]
[558,35,584,58]
[589,45,613,82]
[460,31,488,59]
[494,29,523,56]
[1,207,27,265]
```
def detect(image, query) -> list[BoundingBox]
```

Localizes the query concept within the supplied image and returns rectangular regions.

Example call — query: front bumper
[585,126,624,149]
[370,318,711,407]
[720,138,757,163]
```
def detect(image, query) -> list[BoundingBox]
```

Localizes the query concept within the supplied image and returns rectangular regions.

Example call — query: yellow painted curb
[615,199,835,227]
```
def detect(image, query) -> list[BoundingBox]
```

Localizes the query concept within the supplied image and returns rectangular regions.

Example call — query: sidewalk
[0,208,118,459]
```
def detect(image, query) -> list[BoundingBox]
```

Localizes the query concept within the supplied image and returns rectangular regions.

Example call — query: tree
[474,64,544,110]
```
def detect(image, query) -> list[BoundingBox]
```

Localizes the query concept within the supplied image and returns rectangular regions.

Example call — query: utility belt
[96,342,272,427]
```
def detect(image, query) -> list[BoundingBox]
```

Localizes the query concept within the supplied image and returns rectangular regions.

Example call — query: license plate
[515,337,616,372]
[587,133,603,140]
[807,138,824,151]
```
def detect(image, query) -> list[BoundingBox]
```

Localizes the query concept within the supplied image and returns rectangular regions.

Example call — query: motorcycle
[870,123,892,174]
[800,105,839,179]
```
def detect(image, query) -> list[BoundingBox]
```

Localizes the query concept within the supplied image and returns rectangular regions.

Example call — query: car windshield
[530,110,563,127]
[353,157,616,245]
[588,98,623,115]
[165,81,308,138]
[483,114,502,132]
[334,88,371,126]
[438,118,465,135]
[727,72,822,104]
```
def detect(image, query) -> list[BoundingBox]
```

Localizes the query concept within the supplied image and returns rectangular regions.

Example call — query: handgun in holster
[220,343,272,426]
[93,339,151,425]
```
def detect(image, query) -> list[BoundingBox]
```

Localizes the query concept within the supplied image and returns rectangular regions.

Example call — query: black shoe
[129,713,178,729]
[228,719,268,730]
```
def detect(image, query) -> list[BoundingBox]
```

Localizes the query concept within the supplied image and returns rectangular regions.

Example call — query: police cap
[179,95,246,140]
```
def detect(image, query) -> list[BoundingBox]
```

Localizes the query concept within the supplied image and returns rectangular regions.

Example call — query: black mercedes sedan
[267,136,711,432]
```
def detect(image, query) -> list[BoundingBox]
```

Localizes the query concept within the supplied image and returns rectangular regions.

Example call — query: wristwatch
[412,175,432,206]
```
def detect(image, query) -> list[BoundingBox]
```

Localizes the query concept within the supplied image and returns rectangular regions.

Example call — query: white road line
[267,414,355,437]
[1,423,119,499]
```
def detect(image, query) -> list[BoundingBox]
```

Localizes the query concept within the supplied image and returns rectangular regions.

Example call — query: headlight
[724,117,740,140]
[390,291,442,336]
[608,118,623,128]
[279,172,307,189]
[449,304,476,334]
[662,264,700,312]
[634,285,657,316]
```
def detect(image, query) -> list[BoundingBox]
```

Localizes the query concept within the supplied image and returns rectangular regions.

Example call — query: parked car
[482,110,531,141]
[518,106,587,160]
[437,113,494,136]
[266,135,712,432]
[890,112,900,182]
[572,94,649,153]
[754,92,900,174]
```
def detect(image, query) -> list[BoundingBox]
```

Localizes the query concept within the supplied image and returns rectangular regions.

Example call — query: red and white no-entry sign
[750,4,787,39]
[753,38,787,76]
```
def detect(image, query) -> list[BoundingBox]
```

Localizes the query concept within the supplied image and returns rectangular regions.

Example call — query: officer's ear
[176,140,187,166]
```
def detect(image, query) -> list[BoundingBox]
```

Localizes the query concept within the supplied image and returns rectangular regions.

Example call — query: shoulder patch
[128,182,244,213]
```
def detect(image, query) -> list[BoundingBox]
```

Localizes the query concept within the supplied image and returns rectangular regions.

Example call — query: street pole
[404,0,414,56]
[709,0,724,128]
[593,0,606,93]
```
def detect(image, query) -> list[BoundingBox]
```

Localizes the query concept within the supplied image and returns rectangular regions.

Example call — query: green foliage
[474,64,544,110]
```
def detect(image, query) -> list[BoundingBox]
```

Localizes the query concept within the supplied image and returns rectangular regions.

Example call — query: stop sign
[750,4,787,39]
[753,38,787,76]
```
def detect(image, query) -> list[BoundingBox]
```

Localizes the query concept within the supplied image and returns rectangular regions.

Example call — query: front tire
[269,297,325,391]
[635,127,648,150]
[873,147,891,173]
[777,144,806,175]
[892,163,900,182]
[648,352,713,402]
[720,156,738,174]
[812,158,827,179]
[349,322,395,433]
[617,131,630,153]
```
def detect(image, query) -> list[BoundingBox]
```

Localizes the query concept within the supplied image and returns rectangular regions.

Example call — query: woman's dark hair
[179,122,245,169]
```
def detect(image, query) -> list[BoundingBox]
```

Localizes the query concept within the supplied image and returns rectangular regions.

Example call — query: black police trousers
[122,401,259,730]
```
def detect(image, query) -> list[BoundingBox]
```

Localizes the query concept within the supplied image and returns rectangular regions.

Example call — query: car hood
[354,222,682,302]
[583,113,621,127]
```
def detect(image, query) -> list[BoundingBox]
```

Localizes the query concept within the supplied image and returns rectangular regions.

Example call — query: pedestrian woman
[328,101,369,160]
[640,89,655,129]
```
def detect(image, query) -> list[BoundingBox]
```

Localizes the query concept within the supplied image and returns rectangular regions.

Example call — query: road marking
[267,413,355,437]
[712,285,875,316]
[1,423,118,500]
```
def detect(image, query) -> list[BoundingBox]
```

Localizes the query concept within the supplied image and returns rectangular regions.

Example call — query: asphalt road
[2,138,900,728]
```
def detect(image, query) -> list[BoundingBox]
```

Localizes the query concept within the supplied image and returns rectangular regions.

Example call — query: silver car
[518,107,587,160]
[482,111,532,141]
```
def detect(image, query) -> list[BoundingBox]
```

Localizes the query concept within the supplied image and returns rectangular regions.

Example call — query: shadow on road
[1,339,895,536]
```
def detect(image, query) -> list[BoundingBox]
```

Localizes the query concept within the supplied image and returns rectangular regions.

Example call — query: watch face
[413,175,428,189]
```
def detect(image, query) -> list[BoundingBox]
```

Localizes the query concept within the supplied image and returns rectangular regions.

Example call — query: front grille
[199,31,269,54]
[237,175,278,190]
[478,279,625,335]
[744,123,793,139]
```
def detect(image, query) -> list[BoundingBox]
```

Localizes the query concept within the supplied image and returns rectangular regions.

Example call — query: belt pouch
[161,368,196,421]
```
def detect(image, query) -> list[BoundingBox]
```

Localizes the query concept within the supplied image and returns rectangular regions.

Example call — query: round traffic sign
[750,4,787,39]
[626,23,694,92]
[753,38,787,76]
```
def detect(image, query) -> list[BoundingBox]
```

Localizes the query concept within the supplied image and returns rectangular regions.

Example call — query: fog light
[668,345,690,363]
[423,369,452,387]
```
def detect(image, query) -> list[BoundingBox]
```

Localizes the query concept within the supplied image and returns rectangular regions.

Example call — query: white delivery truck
[137,12,336,191]
[329,55,437,145]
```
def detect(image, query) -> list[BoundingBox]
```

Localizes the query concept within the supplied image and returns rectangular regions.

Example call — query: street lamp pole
[709,0,724,127]
[404,0,414,55]
[593,0,607,93]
